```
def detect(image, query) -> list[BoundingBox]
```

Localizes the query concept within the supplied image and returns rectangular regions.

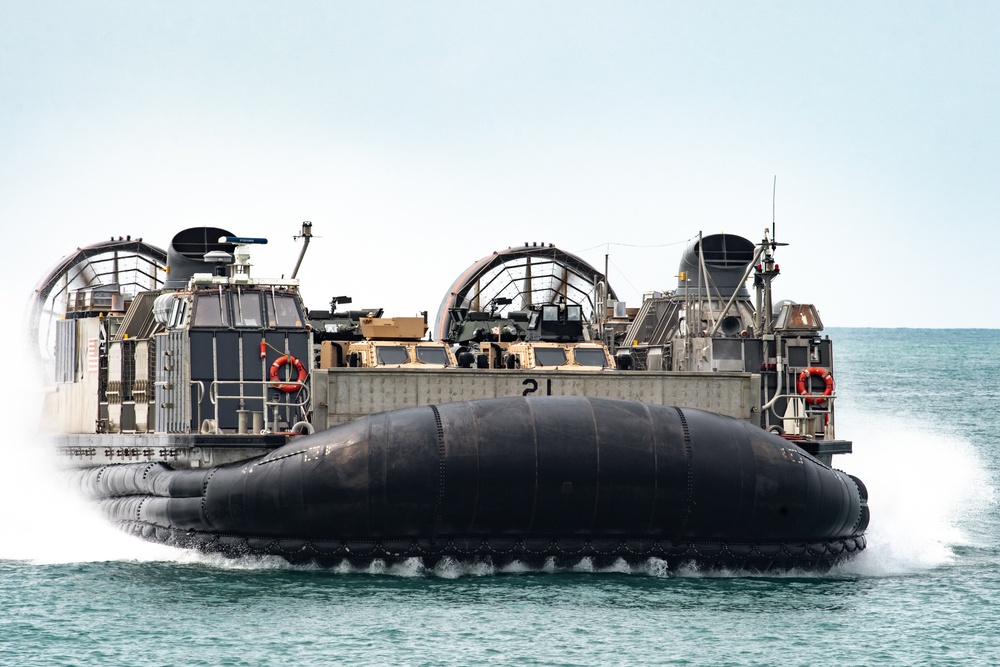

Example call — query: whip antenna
[772,175,777,242]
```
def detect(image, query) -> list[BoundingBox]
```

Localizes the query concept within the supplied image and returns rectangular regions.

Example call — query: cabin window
[534,347,567,366]
[265,293,304,328]
[573,348,607,367]
[566,305,582,321]
[233,292,262,328]
[168,298,188,329]
[375,345,410,365]
[192,292,227,327]
[415,346,449,365]
[542,305,559,322]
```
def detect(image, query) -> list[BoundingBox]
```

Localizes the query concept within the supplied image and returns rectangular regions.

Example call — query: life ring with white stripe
[796,367,834,404]
[270,355,307,392]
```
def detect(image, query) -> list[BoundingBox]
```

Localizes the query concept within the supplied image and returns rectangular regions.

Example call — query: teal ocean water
[3,328,998,666]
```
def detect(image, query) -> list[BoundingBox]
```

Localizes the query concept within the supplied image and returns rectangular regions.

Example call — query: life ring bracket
[796,366,834,404]
[270,354,308,392]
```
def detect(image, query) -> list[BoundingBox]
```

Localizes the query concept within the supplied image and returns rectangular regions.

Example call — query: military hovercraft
[31,223,868,570]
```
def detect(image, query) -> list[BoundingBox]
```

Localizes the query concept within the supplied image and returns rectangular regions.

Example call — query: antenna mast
[772,175,777,241]
[291,221,313,279]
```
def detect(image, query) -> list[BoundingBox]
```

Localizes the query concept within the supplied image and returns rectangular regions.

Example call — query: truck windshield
[534,347,567,366]
[573,348,607,367]
[375,345,410,365]
[415,346,449,365]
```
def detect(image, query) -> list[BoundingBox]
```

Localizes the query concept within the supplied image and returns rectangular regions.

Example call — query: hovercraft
[34,223,868,570]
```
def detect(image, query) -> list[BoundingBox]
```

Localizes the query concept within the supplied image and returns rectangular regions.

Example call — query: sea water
[2,329,998,666]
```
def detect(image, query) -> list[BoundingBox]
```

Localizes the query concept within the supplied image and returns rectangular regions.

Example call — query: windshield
[192,292,227,327]
[534,347,567,367]
[573,348,607,367]
[266,293,304,327]
[233,291,262,328]
[415,346,449,365]
[375,345,410,365]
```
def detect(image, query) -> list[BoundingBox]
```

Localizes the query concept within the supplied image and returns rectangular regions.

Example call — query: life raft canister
[796,366,834,404]
[270,354,307,392]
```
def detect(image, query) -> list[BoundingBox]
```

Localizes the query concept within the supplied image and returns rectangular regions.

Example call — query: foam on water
[0,329,180,565]
[0,428,182,564]
[833,407,996,577]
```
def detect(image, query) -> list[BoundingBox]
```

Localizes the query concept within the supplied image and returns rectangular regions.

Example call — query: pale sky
[3,2,998,329]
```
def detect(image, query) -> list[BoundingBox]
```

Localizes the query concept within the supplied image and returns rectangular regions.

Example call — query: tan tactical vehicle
[498,339,615,370]
[320,316,456,369]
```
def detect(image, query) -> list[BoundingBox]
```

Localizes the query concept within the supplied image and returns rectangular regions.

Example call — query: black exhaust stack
[675,233,756,298]
[163,227,235,289]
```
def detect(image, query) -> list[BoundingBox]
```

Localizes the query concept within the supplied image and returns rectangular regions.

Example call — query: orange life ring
[270,354,307,392]
[797,366,834,404]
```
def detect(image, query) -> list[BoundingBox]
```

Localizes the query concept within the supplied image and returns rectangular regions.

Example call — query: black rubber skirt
[74,396,869,570]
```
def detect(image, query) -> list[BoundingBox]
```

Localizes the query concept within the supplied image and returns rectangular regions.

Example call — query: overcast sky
[3,2,998,329]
